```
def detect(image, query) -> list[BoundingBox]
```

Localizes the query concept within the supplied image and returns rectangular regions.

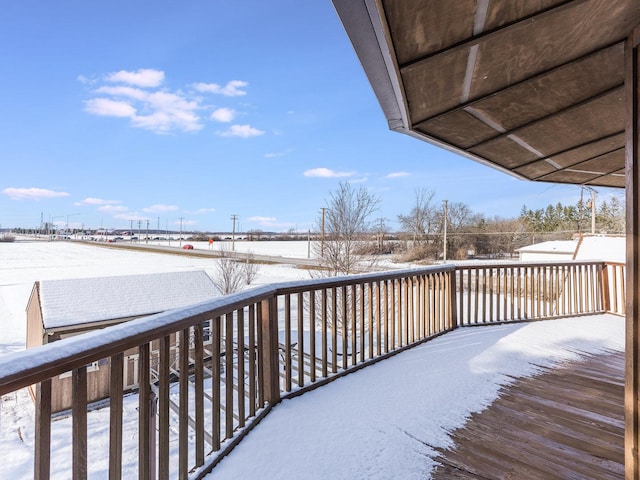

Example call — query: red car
[182,244,194,250]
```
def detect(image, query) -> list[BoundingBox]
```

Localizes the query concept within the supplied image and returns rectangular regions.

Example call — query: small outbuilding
[26,270,218,413]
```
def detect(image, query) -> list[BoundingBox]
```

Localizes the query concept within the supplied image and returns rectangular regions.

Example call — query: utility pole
[320,207,327,257]
[443,200,448,262]
[146,219,150,244]
[582,185,598,235]
[377,217,386,252]
[179,217,184,246]
[590,189,597,235]
[230,214,238,251]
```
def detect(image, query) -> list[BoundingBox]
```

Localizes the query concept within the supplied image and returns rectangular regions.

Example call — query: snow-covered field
[0,240,310,356]
[0,240,625,479]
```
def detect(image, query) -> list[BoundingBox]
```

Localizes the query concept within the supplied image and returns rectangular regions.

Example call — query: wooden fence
[0,261,623,479]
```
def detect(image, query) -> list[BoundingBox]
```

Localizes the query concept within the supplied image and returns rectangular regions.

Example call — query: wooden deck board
[431,351,624,480]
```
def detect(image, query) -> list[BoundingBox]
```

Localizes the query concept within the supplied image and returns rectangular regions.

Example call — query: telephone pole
[590,189,597,234]
[443,200,448,262]
[179,217,184,246]
[377,217,386,252]
[320,208,327,257]
[230,214,239,251]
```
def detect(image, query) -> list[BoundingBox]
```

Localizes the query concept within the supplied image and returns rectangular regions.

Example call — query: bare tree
[212,244,244,295]
[241,252,260,285]
[397,187,437,243]
[314,182,381,276]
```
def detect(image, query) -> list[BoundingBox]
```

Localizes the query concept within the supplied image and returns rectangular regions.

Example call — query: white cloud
[211,108,235,123]
[3,187,70,201]
[384,171,410,179]
[83,72,255,135]
[106,69,165,88]
[303,168,355,178]
[133,91,202,133]
[143,204,179,213]
[193,80,248,96]
[99,205,128,213]
[86,87,202,133]
[217,124,265,138]
[95,85,148,101]
[84,98,136,117]
[75,197,121,206]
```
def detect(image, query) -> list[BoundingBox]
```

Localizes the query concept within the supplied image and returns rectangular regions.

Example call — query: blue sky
[0,1,622,233]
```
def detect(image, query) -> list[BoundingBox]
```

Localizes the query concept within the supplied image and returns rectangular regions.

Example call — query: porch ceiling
[332,0,640,188]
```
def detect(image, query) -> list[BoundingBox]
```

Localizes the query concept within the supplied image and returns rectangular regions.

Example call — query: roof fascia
[332,0,409,131]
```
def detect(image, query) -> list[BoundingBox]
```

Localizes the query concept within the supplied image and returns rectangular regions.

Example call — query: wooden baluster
[284,295,292,392]
[342,285,348,369]
[225,313,234,439]
[376,282,382,355]
[109,353,124,480]
[359,284,365,363]
[368,282,374,358]
[72,366,88,480]
[309,292,316,382]
[178,330,189,480]
[137,344,151,480]
[297,293,304,387]
[245,308,254,419]
[321,289,328,378]
[331,287,338,373]
[158,337,170,479]
[237,308,246,425]
[194,322,205,466]
[351,284,357,366]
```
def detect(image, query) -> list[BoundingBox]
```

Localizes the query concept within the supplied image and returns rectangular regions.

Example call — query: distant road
[74,240,322,267]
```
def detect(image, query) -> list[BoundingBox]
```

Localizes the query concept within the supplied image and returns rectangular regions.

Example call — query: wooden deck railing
[455,260,612,325]
[0,260,623,479]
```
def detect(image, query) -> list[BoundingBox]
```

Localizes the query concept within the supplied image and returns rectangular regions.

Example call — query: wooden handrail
[0,260,621,479]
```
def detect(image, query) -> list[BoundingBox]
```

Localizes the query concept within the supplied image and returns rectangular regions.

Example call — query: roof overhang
[332,0,640,188]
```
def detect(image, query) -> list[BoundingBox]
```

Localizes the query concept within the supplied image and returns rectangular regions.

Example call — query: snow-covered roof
[38,270,217,330]
[575,235,625,263]
[516,240,578,255]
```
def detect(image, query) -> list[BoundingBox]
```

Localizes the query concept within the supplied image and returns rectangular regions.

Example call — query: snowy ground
[0,240,625,479]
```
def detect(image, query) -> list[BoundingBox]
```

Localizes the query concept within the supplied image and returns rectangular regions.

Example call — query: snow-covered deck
[208,314,623,480]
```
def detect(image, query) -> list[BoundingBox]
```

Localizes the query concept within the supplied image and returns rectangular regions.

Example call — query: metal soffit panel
[332,0,640,188]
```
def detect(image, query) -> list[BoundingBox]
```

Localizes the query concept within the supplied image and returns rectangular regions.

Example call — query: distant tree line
[394,188,625,262]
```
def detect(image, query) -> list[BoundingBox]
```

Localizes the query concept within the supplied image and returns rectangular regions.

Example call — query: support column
[625,25,640,480]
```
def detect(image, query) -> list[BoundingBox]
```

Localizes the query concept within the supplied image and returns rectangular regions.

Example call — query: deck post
[625,24,640,480]
[601,263,611,314]
[260,297,281,406]
[34,380,52,480]
[449,268,458,329]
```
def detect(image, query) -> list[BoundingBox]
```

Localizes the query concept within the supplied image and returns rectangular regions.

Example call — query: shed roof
[38,270,217,330]
[516,240,578,255]
[575,235,626,263]
[332,0,640,188]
